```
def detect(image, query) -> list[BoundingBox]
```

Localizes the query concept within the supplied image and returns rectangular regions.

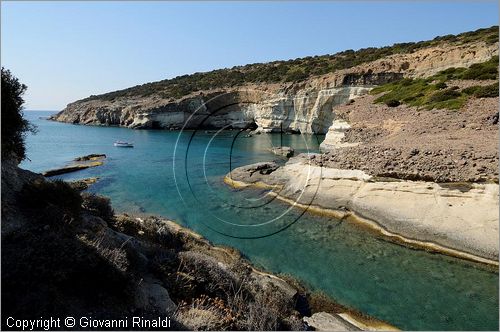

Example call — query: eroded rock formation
[51,41,498,134]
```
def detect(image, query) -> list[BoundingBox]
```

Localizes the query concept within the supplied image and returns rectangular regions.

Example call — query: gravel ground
[314,91,499,182]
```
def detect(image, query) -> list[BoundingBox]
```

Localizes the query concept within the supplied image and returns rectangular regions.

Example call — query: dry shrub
[1,226,133,321]
[176,295,237,330]
[82,193,114,222]
[172,250,306,330]
[19,179,82,221]
[245,283,293,330]
[81,233,130,273]
[111,215,180,247]
[177,251,238,299]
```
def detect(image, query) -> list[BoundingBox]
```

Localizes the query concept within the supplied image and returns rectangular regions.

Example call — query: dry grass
[176,295,237,330]
[81,233,130,273]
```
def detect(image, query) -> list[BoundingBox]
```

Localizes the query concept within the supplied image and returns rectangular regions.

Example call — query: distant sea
[20,111,499,330]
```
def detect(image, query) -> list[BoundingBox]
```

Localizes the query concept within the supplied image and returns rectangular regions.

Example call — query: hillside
[81,26,498,102]
[52,26,499,134]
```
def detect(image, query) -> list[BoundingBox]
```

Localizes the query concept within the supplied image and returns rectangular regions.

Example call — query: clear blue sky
[2,1,498,110]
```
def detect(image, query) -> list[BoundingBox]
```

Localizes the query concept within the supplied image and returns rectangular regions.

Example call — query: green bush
[475,83,499,98]
[82,193,114,222]
[19,180,82,218]
[385,99,401,107]
[372,78,438,108]
[399,78,415,86]
[428,88,462,102]
[463,83,499,98]
[433,67,467,81]
[435,82,447,89]
[460,56,499,80]
[372,55,499,110]
[284,68,307,81]
[431,56,498,81]
[462,86,481,95]
[1,68,36,161]
[2,222,133,320]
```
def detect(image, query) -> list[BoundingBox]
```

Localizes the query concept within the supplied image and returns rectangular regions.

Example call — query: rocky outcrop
[74,153,106,161]
[225,159,500,265]
[1,159,44,235]
[52,86,372,134]
[303,312,359,331]
[42,161,103,177]
[270,146,294,158]
[320,119,359,151]
[68,177,99,191]
[42,154,106,177]
[51,41,498,134]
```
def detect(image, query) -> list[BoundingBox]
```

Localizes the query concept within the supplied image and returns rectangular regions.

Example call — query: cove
[21,111,499,330]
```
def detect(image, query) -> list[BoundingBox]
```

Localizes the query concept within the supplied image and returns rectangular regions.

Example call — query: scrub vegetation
[1,67,36,161]
[79,26,498,102]
[371,56,499,110]
[4,176,360,330]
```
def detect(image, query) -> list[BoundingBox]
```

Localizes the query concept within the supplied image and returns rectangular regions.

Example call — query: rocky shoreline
[224,159,499,266]
[2,160,397,331]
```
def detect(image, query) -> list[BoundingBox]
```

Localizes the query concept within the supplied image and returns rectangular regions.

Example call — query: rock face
[271,146,294,158]
[51,41,498,134]
[320,119,359,151]
[303,312,359,331]
[52,86,372,134]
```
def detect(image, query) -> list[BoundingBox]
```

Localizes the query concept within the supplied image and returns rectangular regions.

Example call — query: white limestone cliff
[52,41,498,134]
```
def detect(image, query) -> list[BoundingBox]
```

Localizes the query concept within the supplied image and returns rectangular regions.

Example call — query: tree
[1,67,36,162]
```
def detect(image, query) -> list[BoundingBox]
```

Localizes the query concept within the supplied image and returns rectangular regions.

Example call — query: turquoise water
[21,111,499,330]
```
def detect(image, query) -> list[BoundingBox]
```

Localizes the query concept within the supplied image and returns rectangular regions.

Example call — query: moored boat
[114,141,134,148]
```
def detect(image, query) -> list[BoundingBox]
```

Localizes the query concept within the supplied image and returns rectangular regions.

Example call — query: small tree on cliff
[1,67,36,162]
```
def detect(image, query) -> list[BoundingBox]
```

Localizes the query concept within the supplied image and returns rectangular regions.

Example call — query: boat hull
[114,143,134,148]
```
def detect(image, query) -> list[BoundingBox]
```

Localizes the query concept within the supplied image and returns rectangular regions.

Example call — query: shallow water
[21,111,499,330]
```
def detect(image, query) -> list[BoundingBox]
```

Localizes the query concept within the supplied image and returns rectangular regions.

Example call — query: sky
[1,1,498,110]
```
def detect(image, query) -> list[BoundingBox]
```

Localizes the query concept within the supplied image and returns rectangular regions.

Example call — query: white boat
[114,141,134,148]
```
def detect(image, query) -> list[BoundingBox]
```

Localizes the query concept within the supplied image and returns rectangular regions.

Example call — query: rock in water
[303,312,360,331]
[74,153,106,161]
[270,146,294,158]
[68,177,99,191]
[42,162,103,177]
[43,154,106,177]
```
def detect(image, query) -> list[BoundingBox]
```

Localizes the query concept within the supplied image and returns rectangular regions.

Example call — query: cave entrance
[151,121,162,129]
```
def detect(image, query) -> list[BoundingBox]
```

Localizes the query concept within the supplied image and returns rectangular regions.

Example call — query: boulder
[303,312,359,331]
[271,146,294,158]
[134,277,177,314]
